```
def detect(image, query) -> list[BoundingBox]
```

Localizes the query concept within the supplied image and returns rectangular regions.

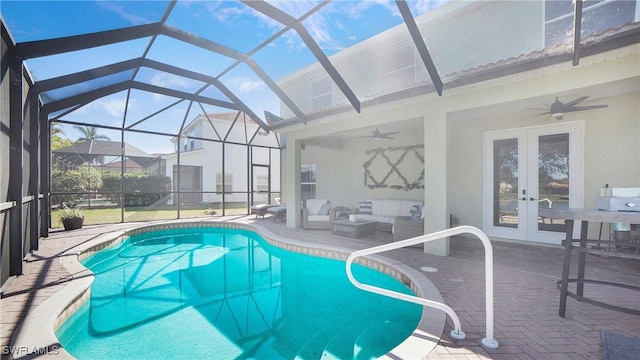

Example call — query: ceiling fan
[355,127,399,141]
[524,96,608,120]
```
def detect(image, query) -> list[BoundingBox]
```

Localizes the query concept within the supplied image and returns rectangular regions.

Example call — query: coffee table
[332,219,376,239]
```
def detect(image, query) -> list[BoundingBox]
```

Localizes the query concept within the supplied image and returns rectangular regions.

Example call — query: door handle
[529,197,538,201]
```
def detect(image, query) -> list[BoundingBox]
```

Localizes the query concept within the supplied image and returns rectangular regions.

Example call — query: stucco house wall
[447,91,640,236]
[301,126,424,208]
[162,114,281,206]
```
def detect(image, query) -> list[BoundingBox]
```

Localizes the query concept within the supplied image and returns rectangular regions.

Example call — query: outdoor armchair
[392,215,424,241]
[303,199,332,230]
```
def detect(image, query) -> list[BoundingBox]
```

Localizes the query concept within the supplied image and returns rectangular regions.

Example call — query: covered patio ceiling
[2,0,639,143]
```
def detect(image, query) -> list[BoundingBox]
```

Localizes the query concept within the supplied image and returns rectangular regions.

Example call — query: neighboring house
[162,112,281,207]
[275,0,640,254]
[52,140,162,173]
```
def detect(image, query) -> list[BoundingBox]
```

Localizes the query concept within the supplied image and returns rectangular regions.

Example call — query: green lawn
[51,204,249,228]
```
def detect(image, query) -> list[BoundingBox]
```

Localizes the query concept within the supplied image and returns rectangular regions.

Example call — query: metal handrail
[345,225,499,349]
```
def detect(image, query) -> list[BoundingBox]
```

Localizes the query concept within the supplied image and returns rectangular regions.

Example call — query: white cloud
[150,73,192,89]
[411,0,452,16]
[98,2,151,25]
[226,77,266,95]
[72,97,128,120]
[99,98,128,118]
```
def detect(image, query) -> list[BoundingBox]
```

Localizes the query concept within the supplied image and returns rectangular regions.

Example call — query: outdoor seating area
[355,199,424,232]
[1,217,638,359]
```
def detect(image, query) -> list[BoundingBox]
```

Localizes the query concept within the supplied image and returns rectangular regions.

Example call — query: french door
[482,122,584,244]
[251,164,270,206]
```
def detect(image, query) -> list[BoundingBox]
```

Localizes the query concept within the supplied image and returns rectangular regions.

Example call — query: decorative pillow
[409,204,421,217]
[358,201,372,215]
[411,207,422,221]
[318,203,331,215]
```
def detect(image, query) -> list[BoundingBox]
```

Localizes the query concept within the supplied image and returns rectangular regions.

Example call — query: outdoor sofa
[355,199,424,233]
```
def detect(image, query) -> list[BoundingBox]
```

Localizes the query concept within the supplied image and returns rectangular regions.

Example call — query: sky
[1,0,451,154]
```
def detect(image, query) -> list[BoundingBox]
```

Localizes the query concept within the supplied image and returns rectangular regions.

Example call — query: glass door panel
[536,133,569,232]
[493,138,519,228]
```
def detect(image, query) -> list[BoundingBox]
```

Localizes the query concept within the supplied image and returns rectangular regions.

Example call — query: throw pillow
[358,201,372,215]
[411,207,422,221]
[409,204,421,217]
[318,203,331,215]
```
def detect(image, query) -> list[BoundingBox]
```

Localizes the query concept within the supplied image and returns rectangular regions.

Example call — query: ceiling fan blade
[566,104,608,112]
[525,107,550,112]
[379,131,399,137]
[563,96,590,107]
[519,112,549,120]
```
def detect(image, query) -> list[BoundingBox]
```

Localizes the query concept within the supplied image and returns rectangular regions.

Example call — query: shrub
[102,172,171,206]
[51,167,102,207]
[57,204,83,223]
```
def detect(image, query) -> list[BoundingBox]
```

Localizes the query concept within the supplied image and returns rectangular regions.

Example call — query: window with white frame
[544,0,636,47]
[216,172,233,193]
[379,42,415,94]
[309,76,332,111]
[301,163,316,202]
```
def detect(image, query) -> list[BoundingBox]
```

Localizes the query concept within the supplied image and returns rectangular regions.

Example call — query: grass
[51,204,249,228]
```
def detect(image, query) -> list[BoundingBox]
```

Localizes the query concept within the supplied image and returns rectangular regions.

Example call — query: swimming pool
[56,225,423,359]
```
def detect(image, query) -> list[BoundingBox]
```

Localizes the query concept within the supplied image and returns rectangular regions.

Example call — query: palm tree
[73,125,111,142]
[73,125,111,168]
[51,123,72,150]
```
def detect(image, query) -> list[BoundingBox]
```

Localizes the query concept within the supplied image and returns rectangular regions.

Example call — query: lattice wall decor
[363,144,424,190]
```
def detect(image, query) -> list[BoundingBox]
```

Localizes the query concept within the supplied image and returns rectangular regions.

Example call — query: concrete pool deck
[1,216,639,359]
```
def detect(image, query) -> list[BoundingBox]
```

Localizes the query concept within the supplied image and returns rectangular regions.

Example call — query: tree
[73,125,111,166]
[51,123,72,150]
[73,125,111,142]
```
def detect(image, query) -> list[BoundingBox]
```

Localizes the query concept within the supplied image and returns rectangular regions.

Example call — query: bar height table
[539,208,640,317]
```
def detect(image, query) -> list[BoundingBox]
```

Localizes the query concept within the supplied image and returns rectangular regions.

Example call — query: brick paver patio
[1,216,638,359]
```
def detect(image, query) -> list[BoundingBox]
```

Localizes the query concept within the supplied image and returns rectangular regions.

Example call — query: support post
[29,88,40,250]
[8,52,24,275]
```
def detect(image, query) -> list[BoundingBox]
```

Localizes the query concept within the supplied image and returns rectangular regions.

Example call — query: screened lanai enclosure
[2,0,639,288]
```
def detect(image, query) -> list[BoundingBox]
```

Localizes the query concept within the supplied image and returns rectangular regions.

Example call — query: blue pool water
[57,226,421,359]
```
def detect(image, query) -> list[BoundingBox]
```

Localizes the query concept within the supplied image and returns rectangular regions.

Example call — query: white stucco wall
[283,44,639,249]
[447,91,640,232]
[301,128,425,209]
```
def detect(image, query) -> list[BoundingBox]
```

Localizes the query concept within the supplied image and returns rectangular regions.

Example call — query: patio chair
[303,199,332,230]
[393,216,424,241]
[267,204,287,222]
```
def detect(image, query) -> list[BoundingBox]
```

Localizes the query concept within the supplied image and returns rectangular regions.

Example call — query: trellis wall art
[362,144,424,191]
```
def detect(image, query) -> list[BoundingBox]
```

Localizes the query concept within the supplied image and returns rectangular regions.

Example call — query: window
[216,172,233,193]
[301,163,316,201]
[379,42,415,93]
[310,76,332,111]
[544,0,636,47]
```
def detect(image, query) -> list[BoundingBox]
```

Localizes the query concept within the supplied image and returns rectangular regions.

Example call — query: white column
[423,106,450,256]
[284,138,301,228]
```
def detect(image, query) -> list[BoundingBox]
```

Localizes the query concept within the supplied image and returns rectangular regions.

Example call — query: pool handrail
[345,225,499,349]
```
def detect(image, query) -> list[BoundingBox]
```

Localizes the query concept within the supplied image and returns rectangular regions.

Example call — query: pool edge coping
[10,220,445,359]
